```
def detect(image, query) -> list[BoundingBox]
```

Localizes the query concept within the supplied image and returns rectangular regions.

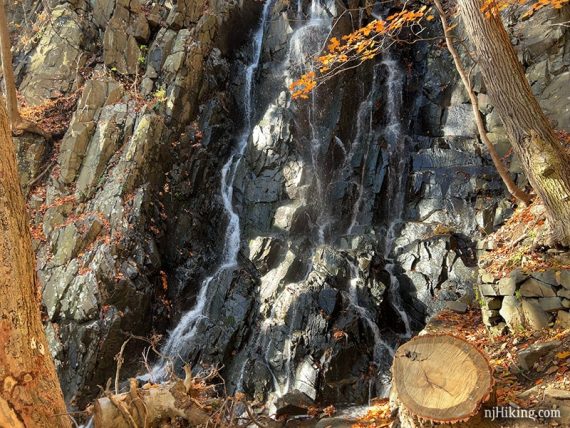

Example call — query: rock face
[9,0,569,413]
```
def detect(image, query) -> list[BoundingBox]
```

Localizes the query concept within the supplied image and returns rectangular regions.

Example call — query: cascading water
[345,56,412,343]
[151,0,274,377]
[380,56,412,339]
[290,0,337,244]
[154,0,415,406]
[346,63,383,236]
[347,260,394,361]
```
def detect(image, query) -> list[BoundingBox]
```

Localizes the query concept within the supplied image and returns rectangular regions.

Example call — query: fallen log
[94,377,210,427]
[390,334,495,427]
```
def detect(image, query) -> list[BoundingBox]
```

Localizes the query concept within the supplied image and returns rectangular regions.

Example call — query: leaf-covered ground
[479,199,570,278]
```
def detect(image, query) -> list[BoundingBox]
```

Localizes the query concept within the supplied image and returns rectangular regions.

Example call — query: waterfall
[381,56,412,339]
[151,0,275,377]
[347,259,394,361]
[346,64,383,236]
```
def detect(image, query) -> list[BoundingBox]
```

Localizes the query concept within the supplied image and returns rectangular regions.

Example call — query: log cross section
[392,334,494,423]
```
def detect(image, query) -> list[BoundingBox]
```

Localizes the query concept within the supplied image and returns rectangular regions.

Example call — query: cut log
[390,334,495,427]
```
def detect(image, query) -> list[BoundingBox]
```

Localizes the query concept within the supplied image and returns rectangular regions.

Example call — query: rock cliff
[7,0,569,412]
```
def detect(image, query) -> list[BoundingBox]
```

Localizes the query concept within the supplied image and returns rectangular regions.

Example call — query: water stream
[151,0,274,377]
[151,0,413,402]
[380,56,412,339]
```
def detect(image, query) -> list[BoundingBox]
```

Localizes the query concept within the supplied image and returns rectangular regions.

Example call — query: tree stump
[390,334,495,427]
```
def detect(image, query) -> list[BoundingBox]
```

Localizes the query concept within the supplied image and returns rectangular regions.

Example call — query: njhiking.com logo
[484,406,561,421]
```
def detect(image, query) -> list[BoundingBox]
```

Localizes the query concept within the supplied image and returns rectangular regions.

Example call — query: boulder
[500,296,524,331]
[538,297,564,312]
[517,340,560,370]
[275,390,314,417]
[555,311,570,328]
[497,276,516,296]
[556,270,570,290]
[521,299,550,330]
[478,283,500,297]
[539,71,570,131]
[480,270,495,283]
[319,288,339,316]
[481,309,501,326]
[446,301,468,313]
[59,79,124,184]
[519,278,556,297]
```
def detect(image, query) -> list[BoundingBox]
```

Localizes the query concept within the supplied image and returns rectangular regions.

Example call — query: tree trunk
[390,334,495,427]
[433,0,530,206]
[0,1,48,139]
[457,0,570,244]
[0,99,69,427]
[0,0,22,127]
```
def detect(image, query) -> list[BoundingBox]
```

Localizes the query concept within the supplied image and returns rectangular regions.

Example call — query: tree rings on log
[391,334,494,424]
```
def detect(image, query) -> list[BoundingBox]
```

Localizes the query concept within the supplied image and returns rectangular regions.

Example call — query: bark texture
[0,99,69,427]
[0,0,22,127]
[457,0,570,244]
[0,1,48,138]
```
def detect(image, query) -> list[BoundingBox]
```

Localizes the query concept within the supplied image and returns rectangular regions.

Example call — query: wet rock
[275,390,314,417]
[319,287,339,316]
[274,203,301,231]
[442,104,477,137]
[294,357,319,400]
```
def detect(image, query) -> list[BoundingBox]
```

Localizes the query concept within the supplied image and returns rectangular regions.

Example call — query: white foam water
[150,0,275,378]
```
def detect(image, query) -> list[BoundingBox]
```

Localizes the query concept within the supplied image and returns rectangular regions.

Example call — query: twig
[106,391,138,428]
[245,404,269,428]
[115,337,132,395]
[128,378,147,428]
[28,160,55,188]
